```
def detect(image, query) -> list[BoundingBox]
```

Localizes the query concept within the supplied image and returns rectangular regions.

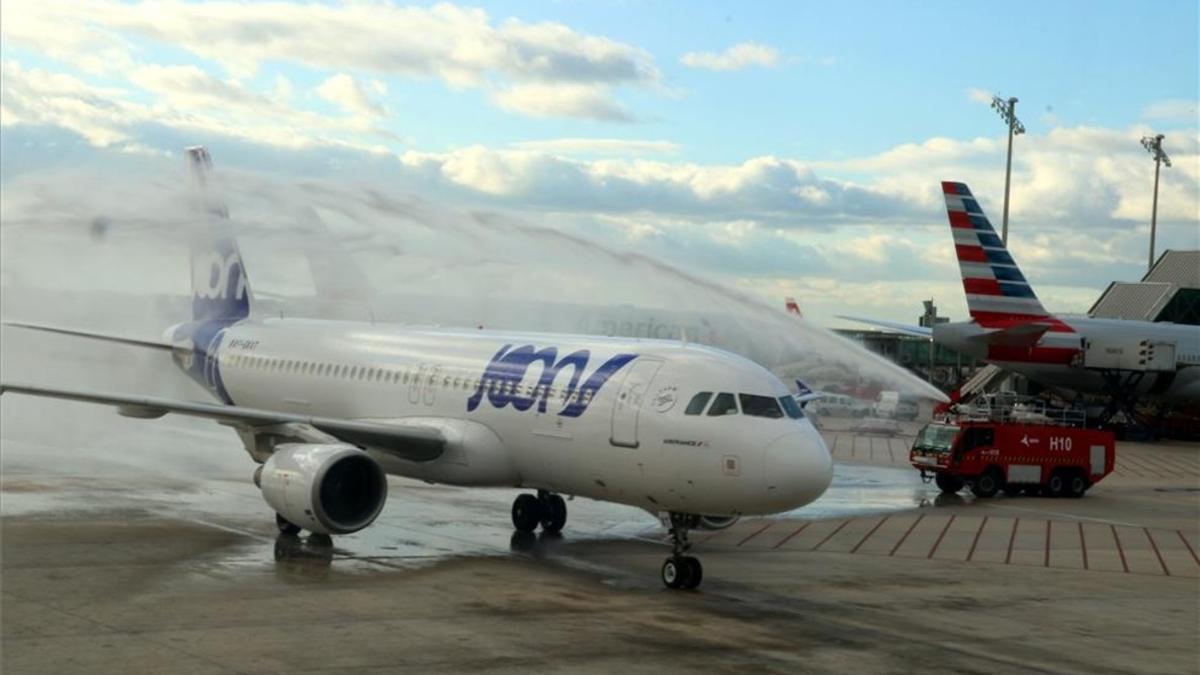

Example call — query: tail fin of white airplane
[785,296,803,318]
[941,181,1056,329]
[185,147,253,323]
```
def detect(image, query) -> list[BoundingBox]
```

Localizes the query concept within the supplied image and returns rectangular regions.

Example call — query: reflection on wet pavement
[1,457,939,577]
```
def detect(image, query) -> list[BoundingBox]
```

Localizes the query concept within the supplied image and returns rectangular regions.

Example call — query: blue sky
[1,0,1197,325]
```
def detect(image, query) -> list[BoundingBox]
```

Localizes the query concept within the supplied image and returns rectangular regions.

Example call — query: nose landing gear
[511,490,568,533]
[662,512,703,590]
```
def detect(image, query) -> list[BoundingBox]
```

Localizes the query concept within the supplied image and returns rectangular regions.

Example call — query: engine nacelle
[655,512,740,530]
[256,443,388,535]
[697,515,740,530]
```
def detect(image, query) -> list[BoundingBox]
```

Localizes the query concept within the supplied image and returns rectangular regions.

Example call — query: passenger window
[707,392,738,416]
[740,394,783,419]
[684,392,713,415]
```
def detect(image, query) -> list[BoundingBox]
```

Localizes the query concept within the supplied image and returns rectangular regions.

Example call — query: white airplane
[0,148,834,590]
[841,181,1200,413]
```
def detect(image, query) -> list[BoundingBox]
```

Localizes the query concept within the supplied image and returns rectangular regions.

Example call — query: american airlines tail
[941,181,1058,329]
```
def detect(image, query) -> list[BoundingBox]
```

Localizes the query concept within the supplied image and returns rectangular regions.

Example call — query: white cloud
[1,0,657,122]
[966,88,994,104]
[492,83,633,122]
[317,74,388,118]
[0,59,394,153]
[680,42,779,71]
[128,64,278,112]
[510,138,679,156]
[1142,99,1198,121]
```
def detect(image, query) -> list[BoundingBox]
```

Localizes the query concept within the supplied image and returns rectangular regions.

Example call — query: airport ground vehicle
[874,390,919,420]
[811,394,873,418]
[910,420,1115,498]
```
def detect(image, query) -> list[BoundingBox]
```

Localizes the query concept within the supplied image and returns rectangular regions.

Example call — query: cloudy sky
[2,0,1197,327]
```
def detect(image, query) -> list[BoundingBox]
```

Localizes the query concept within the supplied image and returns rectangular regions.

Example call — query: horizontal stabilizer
[836,316,932,338]
[0,382,446,462]
[967,322,1053,347]
[2,321,172,350]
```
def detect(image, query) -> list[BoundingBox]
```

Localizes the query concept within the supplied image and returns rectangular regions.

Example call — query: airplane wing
[836,316,933,338]
[0,382,446,462]
[2,321,173,351]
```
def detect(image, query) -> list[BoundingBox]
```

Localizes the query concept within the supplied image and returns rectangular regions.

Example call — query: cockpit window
[779,396,805,420]
[684,392,713,415]
[707,392,738,416]
[739,394,784,419]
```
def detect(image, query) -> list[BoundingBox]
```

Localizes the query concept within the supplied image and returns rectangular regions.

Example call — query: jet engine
[697,515,740,530]
[657,512,740,530]
[255,443,388,535]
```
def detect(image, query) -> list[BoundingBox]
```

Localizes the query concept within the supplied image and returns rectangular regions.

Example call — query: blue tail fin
[186,147,251,322]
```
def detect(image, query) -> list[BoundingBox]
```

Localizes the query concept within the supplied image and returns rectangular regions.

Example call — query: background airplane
[842,182,1200,411]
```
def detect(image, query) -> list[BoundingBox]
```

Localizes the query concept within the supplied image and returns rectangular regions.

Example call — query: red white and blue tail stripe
[942,181,1071,333]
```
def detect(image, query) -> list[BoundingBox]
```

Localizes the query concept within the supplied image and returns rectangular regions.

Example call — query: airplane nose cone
[763,422,833,510]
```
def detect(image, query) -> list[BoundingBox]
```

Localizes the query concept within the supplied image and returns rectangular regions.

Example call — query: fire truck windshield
[914,424,959,454]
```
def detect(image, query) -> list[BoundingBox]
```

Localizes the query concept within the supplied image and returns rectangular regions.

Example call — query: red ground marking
[889,514,925,556]
[1111,525,1130,573]
[1044,520,1052,567]
[966,516,989,562]
[927,515,957,559]
[811,520,850,551]
[1079,522,1089,571]
[772,521,811,550]
[1004,518,1020,564]
[850,516,890,554]
[1144,528,1170,576]
[868,438,876,461]
[1178,531,1200,567]
[736,521,773,547]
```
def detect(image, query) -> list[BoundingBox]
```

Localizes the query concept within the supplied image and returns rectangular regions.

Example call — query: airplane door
[610,358,663,448]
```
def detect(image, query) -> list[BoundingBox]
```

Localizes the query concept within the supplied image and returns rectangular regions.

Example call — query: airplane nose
[763,422,834,509]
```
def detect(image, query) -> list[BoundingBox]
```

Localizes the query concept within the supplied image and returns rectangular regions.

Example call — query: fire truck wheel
[970,468,1003,499]
[1045,471,1067,498]
[1065,472,1089,499]
[934,473,964,494]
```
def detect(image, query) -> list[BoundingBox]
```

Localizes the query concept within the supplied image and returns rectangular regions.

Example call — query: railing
[948,392,1087,428]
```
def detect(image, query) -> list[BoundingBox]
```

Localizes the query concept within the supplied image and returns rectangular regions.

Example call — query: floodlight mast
[991,95,1025,245]
[1141,134,1172,272]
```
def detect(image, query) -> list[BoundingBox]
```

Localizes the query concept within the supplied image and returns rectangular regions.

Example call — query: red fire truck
[910,420,1115,498]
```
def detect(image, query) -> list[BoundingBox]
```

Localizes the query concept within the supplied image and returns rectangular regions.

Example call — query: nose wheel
[662,512,703,590]
[511,490,568,533]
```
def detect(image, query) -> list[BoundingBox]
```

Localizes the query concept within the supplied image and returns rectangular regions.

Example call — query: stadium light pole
[990,96,1025,245]
[1140,134,1172,272]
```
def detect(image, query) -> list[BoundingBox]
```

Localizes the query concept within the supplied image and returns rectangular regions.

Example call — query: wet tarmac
[3,412,1199,673]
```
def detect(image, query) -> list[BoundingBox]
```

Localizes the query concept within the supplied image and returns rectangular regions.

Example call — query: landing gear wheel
[1065,472,1089,499]
[511,494,543,532]
[276,513,301,535]
[1046,471,1066,498]
[540,493,567,533]
[935,473,964,494]
[971,469,1003,499]
[662,513,703,590]
[661,558,687,589]
[681,556,703,589]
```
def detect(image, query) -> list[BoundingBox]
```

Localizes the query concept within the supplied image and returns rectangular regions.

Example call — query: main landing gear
[662,512,703,590]
[511,490,567,533]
